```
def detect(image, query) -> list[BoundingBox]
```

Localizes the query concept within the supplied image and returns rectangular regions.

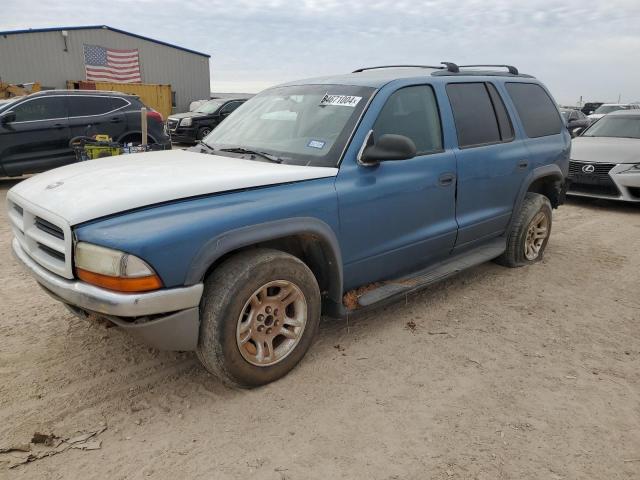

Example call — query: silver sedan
[568,110,640,202]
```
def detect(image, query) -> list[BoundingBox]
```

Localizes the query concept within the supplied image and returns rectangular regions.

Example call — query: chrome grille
[167,118,179,132]
[8,196,73,278]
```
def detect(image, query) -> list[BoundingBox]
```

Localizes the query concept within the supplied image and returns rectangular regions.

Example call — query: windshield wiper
[196,141,215,153]
[219,147,283,163]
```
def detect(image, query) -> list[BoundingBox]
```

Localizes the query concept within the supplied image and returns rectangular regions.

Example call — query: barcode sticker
[319,94,362,108]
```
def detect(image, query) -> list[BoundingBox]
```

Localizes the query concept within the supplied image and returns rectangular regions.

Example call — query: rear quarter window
[505,83,562,138]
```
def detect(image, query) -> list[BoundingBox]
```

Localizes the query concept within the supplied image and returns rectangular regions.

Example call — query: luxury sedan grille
[568,161,615,178]
[568,160,620,197]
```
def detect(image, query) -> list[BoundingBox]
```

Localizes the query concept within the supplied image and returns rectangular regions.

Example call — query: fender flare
[184,217,344,305]
[509,163,565,229]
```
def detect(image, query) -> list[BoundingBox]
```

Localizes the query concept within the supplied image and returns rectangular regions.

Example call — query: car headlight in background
[180,117,192,127]
[621,163,640,173]
[74,242,163,293]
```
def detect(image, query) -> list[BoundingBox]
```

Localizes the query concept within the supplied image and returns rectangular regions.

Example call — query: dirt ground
[1,177,639,480]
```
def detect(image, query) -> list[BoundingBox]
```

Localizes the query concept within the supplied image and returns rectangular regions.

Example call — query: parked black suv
[167,98,247,143]
[0,90,171,177]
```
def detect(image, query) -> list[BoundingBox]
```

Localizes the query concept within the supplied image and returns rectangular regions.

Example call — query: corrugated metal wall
[0,28,210,112]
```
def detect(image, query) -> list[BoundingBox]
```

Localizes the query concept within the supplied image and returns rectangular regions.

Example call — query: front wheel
[197,249,321,387]
[197,127,212,140]
[495,192,553,267]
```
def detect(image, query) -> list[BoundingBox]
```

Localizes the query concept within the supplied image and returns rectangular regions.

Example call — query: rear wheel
[120,134,142,146]
[197,249,321,387]
[495,192,552,267]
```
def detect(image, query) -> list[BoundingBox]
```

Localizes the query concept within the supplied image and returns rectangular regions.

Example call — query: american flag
[83,44,141,83]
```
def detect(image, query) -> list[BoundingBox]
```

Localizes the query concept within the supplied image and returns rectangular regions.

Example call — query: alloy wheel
[524,211,549,260]
[236,280,307,367]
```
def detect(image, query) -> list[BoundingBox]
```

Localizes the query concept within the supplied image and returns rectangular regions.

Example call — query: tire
[197,248,321,388]
[197,127,212,140]
[120,134,142,146]
[495,192,553,268]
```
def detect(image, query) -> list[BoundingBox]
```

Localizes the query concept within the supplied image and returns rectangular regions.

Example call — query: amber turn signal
[76,268,163,293]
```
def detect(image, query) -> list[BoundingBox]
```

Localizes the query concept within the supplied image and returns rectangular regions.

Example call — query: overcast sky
[2,0,639,104]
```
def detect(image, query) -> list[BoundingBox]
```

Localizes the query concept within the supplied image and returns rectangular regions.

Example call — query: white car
[587,103,640,123]
[568,110,640,202]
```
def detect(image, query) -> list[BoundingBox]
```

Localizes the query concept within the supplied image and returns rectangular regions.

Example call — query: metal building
[0,25,211,113]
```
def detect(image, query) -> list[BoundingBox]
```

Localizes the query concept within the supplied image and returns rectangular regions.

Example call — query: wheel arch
[117,131,159,144]
[185,217,344,315]
[509,164,564,226]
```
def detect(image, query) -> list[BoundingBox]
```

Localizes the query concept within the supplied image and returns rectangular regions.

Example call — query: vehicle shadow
[565,195,640,213]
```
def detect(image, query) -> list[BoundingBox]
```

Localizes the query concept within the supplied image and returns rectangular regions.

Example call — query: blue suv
[8,63,570,387]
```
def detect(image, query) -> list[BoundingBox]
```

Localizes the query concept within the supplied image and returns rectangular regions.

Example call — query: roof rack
[440,62,519,75]
[352,65,444,73]
[459,64,519,75]
[440,62,459,73]
[351,62,527,77]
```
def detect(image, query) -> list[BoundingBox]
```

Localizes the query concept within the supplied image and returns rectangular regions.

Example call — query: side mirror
[571,127,585,138]
[360,133,416,165]
[1,111,16,124]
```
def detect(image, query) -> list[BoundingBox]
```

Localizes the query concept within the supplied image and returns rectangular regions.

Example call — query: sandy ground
[1,178,639,480]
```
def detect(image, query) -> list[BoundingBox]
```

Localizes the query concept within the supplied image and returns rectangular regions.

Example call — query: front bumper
[168,127,197,144]
[12,238,203,350]
[567,162,640,202]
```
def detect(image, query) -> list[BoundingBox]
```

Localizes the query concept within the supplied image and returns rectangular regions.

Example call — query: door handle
[518,160,529,169]
[52,123,65,129]
[110,117,122,123]
[438,173,456,186]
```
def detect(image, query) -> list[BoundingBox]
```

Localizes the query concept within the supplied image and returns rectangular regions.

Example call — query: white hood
[8,149,337,225]
[571,136,640,164]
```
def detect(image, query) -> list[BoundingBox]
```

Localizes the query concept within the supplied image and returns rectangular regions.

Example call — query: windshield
[593,105,631,115]
[0,97,21,113]
[582,115,640,139]
[195,100,226,114]
[203,84,375,167]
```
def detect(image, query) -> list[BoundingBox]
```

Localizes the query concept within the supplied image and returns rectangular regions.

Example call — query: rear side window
[69,96,127,117]
[13,97,67,122]
[486,83,514,141]
[447,82,515,148]
[505,83,562,138]
[373,85,443,154]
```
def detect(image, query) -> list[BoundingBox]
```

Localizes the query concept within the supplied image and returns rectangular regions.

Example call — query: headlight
[621,164,640,173]
[180,117,192,127]
[74,242,162,293]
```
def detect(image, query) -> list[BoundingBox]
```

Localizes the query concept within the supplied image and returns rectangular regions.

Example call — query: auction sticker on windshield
[319,94,362,108]
[307,139,326,149]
